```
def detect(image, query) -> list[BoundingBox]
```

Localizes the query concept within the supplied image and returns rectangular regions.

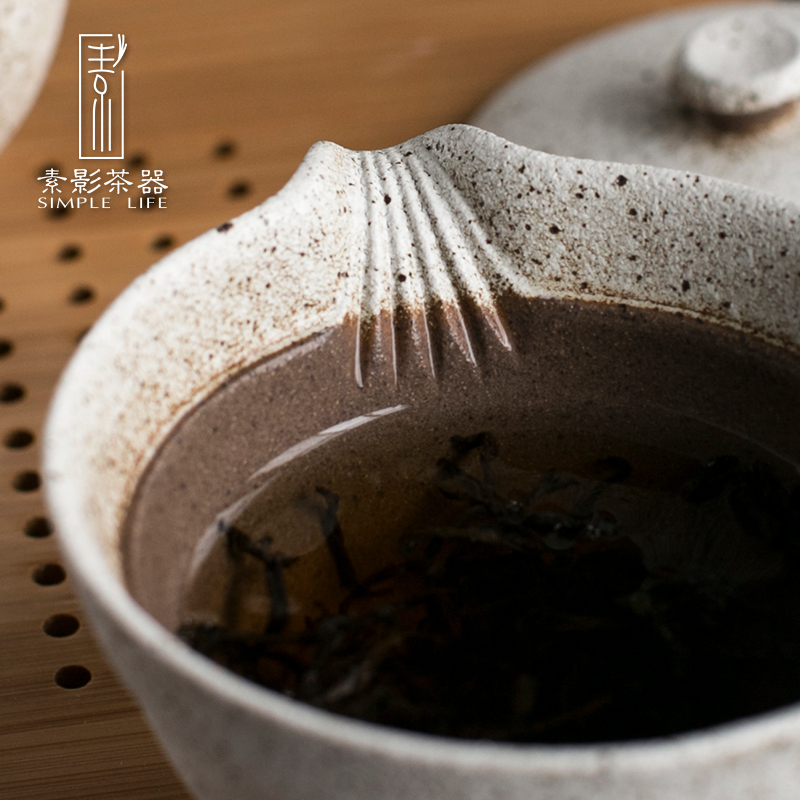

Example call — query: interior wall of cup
[122,292,800,630]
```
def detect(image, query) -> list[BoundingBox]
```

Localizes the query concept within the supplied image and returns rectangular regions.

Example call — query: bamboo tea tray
[0,1,724,797]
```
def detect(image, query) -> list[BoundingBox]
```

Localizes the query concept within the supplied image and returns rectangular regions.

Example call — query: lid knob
[674,9,800,118]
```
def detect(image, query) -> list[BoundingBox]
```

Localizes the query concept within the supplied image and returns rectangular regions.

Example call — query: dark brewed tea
[123,297,800,744]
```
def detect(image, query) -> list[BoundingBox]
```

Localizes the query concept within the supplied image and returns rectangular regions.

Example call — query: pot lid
[471,2,800,205]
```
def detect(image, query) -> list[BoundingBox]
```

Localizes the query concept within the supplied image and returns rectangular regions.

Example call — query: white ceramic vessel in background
[0,0,68,153]
[472,2,800,205]
[44,124,800,800]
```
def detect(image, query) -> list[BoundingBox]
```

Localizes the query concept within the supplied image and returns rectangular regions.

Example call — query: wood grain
[0,1,729,797]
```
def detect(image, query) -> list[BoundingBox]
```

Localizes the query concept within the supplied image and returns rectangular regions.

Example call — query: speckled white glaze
[674,7,800,116]
[471,2,800,206]
[44,125,800,800]
[0,0,68,152]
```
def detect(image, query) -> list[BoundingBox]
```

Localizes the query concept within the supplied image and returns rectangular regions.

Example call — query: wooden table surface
[0,0,729,797]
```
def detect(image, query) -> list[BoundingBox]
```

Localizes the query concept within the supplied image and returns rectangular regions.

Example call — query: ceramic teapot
[473,2,800,205]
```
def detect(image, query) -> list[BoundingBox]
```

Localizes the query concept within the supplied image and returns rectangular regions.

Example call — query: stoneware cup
[0,0,68,153]
[44,124,800,800]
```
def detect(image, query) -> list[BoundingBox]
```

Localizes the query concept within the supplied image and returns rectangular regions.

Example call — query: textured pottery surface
[472,2,800,205]
[0,0,68,153]
[45,125,800,800]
